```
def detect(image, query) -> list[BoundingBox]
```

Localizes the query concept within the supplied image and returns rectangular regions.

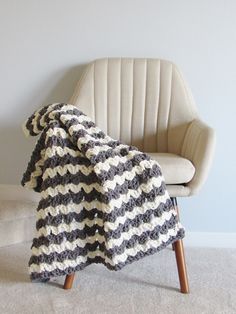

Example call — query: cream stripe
[41,174,163,198]
[23,152,45,189]
[32,111,41,134]
[43,164,94,179]
[22,119,30,137]
[37,202,94,218]
[45,146,83,158]
[46,127,68,139]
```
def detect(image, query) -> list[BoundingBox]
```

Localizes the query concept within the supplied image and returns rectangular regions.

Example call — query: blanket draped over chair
[21,103,185,281]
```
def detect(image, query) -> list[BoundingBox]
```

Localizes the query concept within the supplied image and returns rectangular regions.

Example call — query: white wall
[0,0,235,232]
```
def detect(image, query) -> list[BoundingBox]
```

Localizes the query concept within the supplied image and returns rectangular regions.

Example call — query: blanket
[21,103,185,281]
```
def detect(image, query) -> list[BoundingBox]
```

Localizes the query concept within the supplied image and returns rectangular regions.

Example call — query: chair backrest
[70,58,198,154]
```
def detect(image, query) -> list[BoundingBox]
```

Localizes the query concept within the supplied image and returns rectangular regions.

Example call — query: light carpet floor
[0,242,235,314]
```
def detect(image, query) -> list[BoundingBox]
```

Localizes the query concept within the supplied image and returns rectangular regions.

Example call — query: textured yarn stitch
[21,103,185,281]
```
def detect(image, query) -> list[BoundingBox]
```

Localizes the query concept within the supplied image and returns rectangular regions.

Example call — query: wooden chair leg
[63,273,75,290]
[171,197,189,293]
[174,239,189,293]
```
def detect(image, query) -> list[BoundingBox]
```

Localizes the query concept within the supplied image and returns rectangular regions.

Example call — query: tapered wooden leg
[171,197,189,293]
[63,273,75,290]
[174,239,189,293]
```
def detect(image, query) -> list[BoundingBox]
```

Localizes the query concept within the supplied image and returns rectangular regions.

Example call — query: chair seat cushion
[147,153,195,184]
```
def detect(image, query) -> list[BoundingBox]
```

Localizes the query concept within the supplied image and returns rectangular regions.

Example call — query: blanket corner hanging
[21,103,185,282]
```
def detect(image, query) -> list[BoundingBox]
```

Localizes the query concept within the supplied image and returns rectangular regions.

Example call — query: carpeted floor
[0,243,235,314]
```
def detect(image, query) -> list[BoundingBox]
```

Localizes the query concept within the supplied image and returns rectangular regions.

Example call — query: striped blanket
[21,103,185,281]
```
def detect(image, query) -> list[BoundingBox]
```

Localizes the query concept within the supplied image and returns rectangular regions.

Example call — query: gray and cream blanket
[21,103,185,281]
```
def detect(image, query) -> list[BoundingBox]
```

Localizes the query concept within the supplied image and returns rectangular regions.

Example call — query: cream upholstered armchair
[64,58,215,293]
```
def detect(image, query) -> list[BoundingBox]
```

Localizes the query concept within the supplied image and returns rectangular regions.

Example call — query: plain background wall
[0,0,235,233]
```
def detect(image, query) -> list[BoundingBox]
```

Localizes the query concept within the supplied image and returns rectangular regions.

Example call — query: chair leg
[63,273,75,290]
[171,197,189,294]
[173,239,189,293]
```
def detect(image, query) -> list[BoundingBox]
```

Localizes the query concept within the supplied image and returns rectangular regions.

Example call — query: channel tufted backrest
[70,58,199,154]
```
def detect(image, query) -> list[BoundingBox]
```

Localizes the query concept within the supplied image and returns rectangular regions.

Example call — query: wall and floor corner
[0,1,235,247]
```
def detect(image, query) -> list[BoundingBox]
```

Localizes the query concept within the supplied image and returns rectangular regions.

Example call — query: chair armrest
[181,119,216,195]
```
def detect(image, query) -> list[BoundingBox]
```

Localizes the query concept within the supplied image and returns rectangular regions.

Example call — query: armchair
[63,58,215,293]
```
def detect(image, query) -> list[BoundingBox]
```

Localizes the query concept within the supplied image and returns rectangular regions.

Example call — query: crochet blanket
[21,103,185,282]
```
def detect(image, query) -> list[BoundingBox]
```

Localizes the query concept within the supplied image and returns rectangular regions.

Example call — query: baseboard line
[184,231,236,248]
